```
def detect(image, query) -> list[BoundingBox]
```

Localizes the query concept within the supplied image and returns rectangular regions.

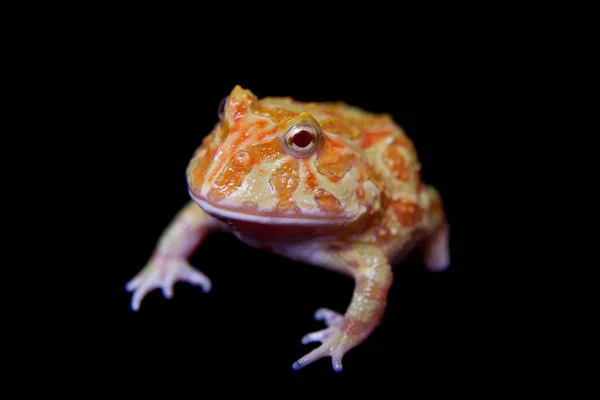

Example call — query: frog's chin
[191,195,349,227]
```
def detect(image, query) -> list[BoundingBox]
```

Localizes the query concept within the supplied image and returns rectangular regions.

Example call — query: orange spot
[254,120,268,129]
[211,150,254,200]
[206,151,226,184]
[327,136,346,149]
[230,126,253,150]
[316,138,355,182]
[320,117,361,139]
[257,125,278,141]
[231,103,247,122]
[269,159,300,199]
[242,119,270,141]
[314,188,342,214]
[206,139,284,202]
[302,159,317,189]
[392,199,421,227]
[361,130,391,149]
[188,144,218,189]
[246,138,283,162]
[384,145,410,181]
[276,200,301,214]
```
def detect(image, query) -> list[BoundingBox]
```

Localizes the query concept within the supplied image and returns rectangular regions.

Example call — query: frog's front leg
[292,243,392,373]
[126,201,221,311]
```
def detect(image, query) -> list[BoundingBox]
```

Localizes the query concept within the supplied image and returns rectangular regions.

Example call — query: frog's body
[126,85,450,372]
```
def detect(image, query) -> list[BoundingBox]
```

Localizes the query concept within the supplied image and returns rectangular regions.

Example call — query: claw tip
[292,361,302,371]
[332,358,343,373]
[130,300,141,312]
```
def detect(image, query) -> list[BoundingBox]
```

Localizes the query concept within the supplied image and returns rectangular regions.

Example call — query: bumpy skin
[126,85,450,372]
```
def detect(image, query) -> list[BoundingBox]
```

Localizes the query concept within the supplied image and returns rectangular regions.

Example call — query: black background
[71,37,487,393]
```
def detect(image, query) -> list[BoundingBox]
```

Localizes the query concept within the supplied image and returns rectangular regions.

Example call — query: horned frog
[126,85,450,372]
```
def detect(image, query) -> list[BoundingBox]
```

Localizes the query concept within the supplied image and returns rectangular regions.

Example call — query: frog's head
[187,85,383,231]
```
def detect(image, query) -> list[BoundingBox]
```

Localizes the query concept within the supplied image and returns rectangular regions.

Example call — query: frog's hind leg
[419,185,450,272]
[292,244,392,373]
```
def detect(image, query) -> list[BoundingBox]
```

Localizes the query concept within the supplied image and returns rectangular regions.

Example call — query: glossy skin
[126,85,450,372]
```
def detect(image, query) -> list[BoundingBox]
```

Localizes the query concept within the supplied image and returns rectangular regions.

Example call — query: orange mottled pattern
[187,85,433,245]
[270,159,300,199]
[316,137,355,182]
[190,145,218,187]
[276,199,301,214]
[314,188,343,214]
[245,138,284,162]
[302,159,318,189]
[208,150,253,202]
[392,198,422,227]
[320,117,361,139]
[384,143,411,181]
[361,130,392,149]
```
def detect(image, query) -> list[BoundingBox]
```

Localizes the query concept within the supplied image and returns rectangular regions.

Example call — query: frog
[126,85,450,373]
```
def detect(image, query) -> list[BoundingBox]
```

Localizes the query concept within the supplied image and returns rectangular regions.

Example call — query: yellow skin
[126,85,450,372]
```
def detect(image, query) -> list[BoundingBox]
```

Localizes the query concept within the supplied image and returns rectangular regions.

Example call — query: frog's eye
[218,96,228,119]
[284,123,321,156]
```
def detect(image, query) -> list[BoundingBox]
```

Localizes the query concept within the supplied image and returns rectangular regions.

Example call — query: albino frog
[126,85,450,372]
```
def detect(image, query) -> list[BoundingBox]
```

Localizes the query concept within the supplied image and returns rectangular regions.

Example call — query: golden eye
[284,123,320,156]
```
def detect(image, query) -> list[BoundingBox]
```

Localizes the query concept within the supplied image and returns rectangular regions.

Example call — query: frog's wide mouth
[190,192,350,226]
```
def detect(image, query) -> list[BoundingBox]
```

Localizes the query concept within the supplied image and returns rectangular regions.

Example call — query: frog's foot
[292,308,349,373]
[125,254,211,311]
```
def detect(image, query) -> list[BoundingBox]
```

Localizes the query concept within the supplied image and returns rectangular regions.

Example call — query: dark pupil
[218,96,228,119]
[292,130,313,148]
